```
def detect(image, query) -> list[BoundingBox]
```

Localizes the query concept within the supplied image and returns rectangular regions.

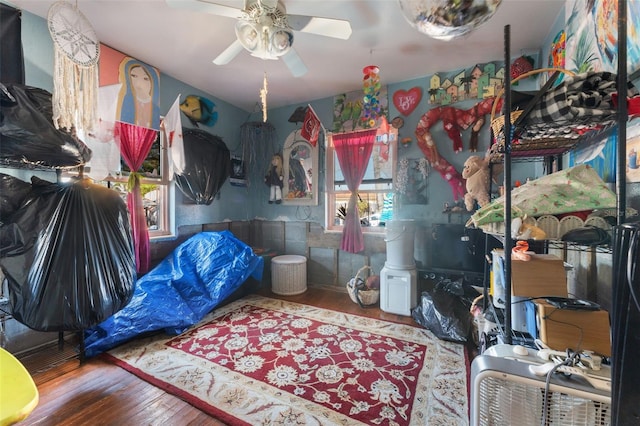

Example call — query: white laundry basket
[271,255,307,295]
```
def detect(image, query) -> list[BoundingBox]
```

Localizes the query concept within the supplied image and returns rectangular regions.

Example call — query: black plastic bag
[412,278,479,343]
[175,128,231,205]
[0,176,136,331]
[0,173,31,223]
[0,82,92,168]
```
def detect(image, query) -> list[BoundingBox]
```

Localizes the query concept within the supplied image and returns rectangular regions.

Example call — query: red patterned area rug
[104,295,469,425]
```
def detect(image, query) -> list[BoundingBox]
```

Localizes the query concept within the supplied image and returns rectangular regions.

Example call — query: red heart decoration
[393,87,422,116]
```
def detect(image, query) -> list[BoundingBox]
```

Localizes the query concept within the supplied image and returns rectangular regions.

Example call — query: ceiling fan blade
[287,15,352,40]
[213,40,245,65]
[166,0,243,19]
[281,48,308,78]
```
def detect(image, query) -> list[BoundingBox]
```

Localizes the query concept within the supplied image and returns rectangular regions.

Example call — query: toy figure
[265,153,284,204]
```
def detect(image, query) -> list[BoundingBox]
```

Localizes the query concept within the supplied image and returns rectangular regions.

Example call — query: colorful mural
[547,29,567,82]
[565,0,640,180]
[565,0,640,75]
[427,61,504,106]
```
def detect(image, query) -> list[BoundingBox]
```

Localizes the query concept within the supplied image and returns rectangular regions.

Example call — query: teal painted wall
[8,3,546,232]
[9,6,252,231]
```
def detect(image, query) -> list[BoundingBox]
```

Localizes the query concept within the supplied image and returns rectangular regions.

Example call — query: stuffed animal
[512,216,547,240]
[462,155,491,211]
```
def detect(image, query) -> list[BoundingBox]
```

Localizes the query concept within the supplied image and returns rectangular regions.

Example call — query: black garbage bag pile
[412,278,480,343]
[0,83,92,168]
[175,128,231,205]
[0,176,136,331]
[0,172,32,223]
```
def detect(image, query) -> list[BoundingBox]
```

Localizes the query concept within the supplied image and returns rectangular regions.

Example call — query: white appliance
[379,267,417,316]
[471,344,611,426]
[380,220,417,316]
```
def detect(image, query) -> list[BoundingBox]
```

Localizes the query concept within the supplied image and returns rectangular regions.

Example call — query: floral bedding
[467,164,624,228]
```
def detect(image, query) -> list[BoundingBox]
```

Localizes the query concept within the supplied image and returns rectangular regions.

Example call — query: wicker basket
[347,265,379,307]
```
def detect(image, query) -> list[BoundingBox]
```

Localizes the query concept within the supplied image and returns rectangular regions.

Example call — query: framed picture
[230,156,248,187]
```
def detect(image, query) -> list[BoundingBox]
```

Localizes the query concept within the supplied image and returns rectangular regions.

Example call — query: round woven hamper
[271,255,307,295]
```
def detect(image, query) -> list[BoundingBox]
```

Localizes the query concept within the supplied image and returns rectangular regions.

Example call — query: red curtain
[333,129,377,253]
[113,121,158,274]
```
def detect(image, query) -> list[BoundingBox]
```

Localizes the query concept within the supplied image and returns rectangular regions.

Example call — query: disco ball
[398,0,502,41]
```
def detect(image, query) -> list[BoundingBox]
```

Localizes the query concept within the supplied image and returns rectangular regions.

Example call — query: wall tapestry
[428,61,504,106]
[395,157,430,205]
[564,0,640,75]
[332,87,388,133]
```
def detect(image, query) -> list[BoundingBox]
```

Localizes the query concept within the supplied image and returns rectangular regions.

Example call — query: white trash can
[271,255,307,295]
[384,219,416,269]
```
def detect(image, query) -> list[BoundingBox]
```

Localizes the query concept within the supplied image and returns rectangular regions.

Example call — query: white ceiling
[9,0,565,112]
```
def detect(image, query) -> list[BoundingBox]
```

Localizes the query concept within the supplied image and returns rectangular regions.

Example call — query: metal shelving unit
[488,15,629,345]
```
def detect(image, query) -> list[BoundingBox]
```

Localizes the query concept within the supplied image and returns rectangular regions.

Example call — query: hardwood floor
[17,287,437,426]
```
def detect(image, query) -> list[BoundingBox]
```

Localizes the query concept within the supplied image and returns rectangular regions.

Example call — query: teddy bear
[462,155,491,212]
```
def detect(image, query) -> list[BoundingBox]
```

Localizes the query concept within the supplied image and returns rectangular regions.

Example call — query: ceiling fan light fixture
[236,19,292,60]
[235,20,260,51]
[269,28,293,56]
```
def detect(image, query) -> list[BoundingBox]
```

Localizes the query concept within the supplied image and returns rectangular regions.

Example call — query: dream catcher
[47,1,100,132]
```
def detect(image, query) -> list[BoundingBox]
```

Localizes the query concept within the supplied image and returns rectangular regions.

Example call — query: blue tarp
[84,231,263,357]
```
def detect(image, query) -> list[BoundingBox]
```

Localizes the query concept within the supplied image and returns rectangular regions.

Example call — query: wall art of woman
[116,57,160,130]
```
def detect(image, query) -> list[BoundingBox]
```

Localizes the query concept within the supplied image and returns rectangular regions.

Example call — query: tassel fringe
[52,44,99,133]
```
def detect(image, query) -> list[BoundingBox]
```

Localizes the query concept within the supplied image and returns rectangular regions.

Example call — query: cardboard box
[511,253,568,297]
[493,250,568,298]
[537,302,611,357]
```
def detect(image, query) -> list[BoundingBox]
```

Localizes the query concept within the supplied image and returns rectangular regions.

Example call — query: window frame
[325,126,398,233]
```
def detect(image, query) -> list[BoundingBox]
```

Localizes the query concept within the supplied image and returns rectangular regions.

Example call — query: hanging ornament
[260,72,268,122]
[362,65,381,127]
[47,0,100,132]
[510,55,535,80]
[397,0,502,41]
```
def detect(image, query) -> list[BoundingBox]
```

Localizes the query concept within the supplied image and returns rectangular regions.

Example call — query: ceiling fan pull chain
[260,72,268,122]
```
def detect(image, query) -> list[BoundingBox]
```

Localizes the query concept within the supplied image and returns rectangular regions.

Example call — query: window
[66,130,174,239]
[325,127,398,232]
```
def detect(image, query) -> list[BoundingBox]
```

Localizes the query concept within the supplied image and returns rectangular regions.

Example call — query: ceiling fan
[166,0,352,77]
